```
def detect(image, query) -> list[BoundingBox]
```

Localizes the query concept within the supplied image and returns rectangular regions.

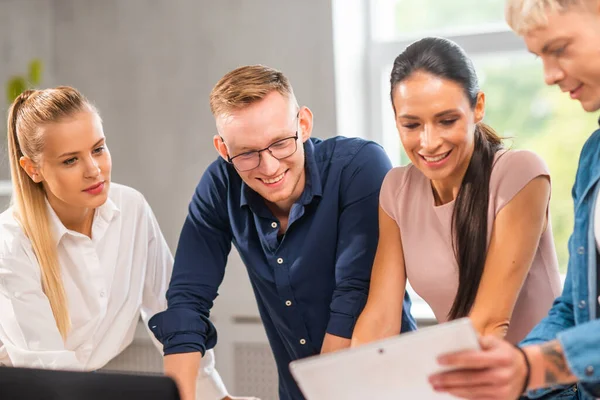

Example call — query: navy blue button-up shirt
[149,136,416,400]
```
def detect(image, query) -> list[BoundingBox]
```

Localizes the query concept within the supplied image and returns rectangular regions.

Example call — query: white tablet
[289,318,480,399]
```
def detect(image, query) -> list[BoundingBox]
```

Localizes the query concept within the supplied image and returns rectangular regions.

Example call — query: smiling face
[21,110,112,212]
[392,71,485,184]
[522,5,600,111]
[213,90,313,208]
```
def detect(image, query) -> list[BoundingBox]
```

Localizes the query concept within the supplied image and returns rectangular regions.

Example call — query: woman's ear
[474,92,486,124]
[19,156,42,183]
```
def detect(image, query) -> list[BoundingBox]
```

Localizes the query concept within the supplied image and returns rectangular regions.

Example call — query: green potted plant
[6,59,43,103]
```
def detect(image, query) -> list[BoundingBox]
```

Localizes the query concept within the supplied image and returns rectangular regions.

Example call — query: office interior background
[0,1,597,399]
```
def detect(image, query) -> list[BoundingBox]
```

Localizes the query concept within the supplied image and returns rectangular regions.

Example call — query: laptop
[289,318,480,400]
[0,366,180,400]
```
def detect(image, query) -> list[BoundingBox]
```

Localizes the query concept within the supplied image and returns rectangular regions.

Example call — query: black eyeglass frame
[221,112,301,172]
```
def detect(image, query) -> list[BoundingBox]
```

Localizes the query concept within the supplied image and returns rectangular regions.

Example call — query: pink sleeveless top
[380,150,562,343]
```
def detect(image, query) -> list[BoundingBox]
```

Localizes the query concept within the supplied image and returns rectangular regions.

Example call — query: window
[371,0,506,41]
[368,0,598,273]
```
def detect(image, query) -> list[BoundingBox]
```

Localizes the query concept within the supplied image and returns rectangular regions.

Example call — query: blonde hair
[209,65,298,118]
[7,86,97,340]
[506,0,591,34]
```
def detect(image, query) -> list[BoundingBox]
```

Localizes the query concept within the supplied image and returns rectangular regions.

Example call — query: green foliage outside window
[481,59,597,271]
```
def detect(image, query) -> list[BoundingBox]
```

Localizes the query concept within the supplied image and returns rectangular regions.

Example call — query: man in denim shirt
[148,65,416,400]
[428,1,600,399]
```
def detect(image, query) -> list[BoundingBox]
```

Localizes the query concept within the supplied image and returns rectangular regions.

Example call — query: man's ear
[213,135,230,161]
[19,156,42,183]
[298,106,313,142]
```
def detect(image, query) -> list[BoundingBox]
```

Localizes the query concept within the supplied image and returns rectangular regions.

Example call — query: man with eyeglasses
[148,65,416,400]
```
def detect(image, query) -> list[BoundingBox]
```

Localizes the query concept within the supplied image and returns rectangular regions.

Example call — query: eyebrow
[398,109,460,120]
[540,37,568,55]
[58,138,105,158]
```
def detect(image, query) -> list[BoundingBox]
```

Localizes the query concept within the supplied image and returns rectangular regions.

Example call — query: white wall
[50,0,337,247]
[0,0,56,209]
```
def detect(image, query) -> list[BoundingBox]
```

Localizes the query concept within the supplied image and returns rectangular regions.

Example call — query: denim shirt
[521,128,600,400]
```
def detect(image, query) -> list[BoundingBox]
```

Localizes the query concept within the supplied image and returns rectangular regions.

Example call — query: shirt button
[285,300,292,306]
[100,291,105,298]
[585,365,594,376]
[299,339,306,345]
[271,222,278,229]
[579,300,586,309]
[577,246,585,255]
[277,258,284,264]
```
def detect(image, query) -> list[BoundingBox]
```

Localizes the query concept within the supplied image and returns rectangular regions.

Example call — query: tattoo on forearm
[545,370,558,385]
[540,340,572,385]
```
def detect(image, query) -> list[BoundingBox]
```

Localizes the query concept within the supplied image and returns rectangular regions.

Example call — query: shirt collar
[46,194,120,246]
[239,138,323,209]
[299,138,323,204]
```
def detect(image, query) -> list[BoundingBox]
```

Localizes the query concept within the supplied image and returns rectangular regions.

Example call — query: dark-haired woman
[351,37,561,345]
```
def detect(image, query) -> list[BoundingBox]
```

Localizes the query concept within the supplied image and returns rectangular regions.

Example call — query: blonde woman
[0,87,253,400]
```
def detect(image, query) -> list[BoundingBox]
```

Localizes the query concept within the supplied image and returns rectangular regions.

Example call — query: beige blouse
[380,150,562,343]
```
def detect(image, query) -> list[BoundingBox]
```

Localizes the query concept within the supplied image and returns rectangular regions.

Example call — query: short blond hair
[506,0,592,34]
[209,65,298,118]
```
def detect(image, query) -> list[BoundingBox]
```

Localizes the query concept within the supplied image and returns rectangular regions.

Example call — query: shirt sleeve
[378,166,406,223]
[491,150,551,215]
[520,234,576,348]
[519,150,590,399]
[325,142,392,338]
[139,195,228,400]
[519,251,577,399]
[0,246,82,369]
[522,254,600,398]
[148,161,232,357]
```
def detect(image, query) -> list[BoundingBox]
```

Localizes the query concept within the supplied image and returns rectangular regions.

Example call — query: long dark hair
[390,37,503,320]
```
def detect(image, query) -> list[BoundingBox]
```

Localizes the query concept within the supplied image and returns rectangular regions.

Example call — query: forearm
[524,340,578,391]
[164,352,202,400]
[351,305,400,347]
[321,333,351,354]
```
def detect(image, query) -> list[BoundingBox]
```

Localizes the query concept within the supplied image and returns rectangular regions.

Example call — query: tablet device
[289,318,480,399]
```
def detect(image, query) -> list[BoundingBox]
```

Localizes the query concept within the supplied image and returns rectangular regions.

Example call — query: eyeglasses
[224,132,299,172]
[222,112,301,172]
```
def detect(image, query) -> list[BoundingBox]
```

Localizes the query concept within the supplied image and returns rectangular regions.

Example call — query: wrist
[523,345,544,390]
[514,345,531,394]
